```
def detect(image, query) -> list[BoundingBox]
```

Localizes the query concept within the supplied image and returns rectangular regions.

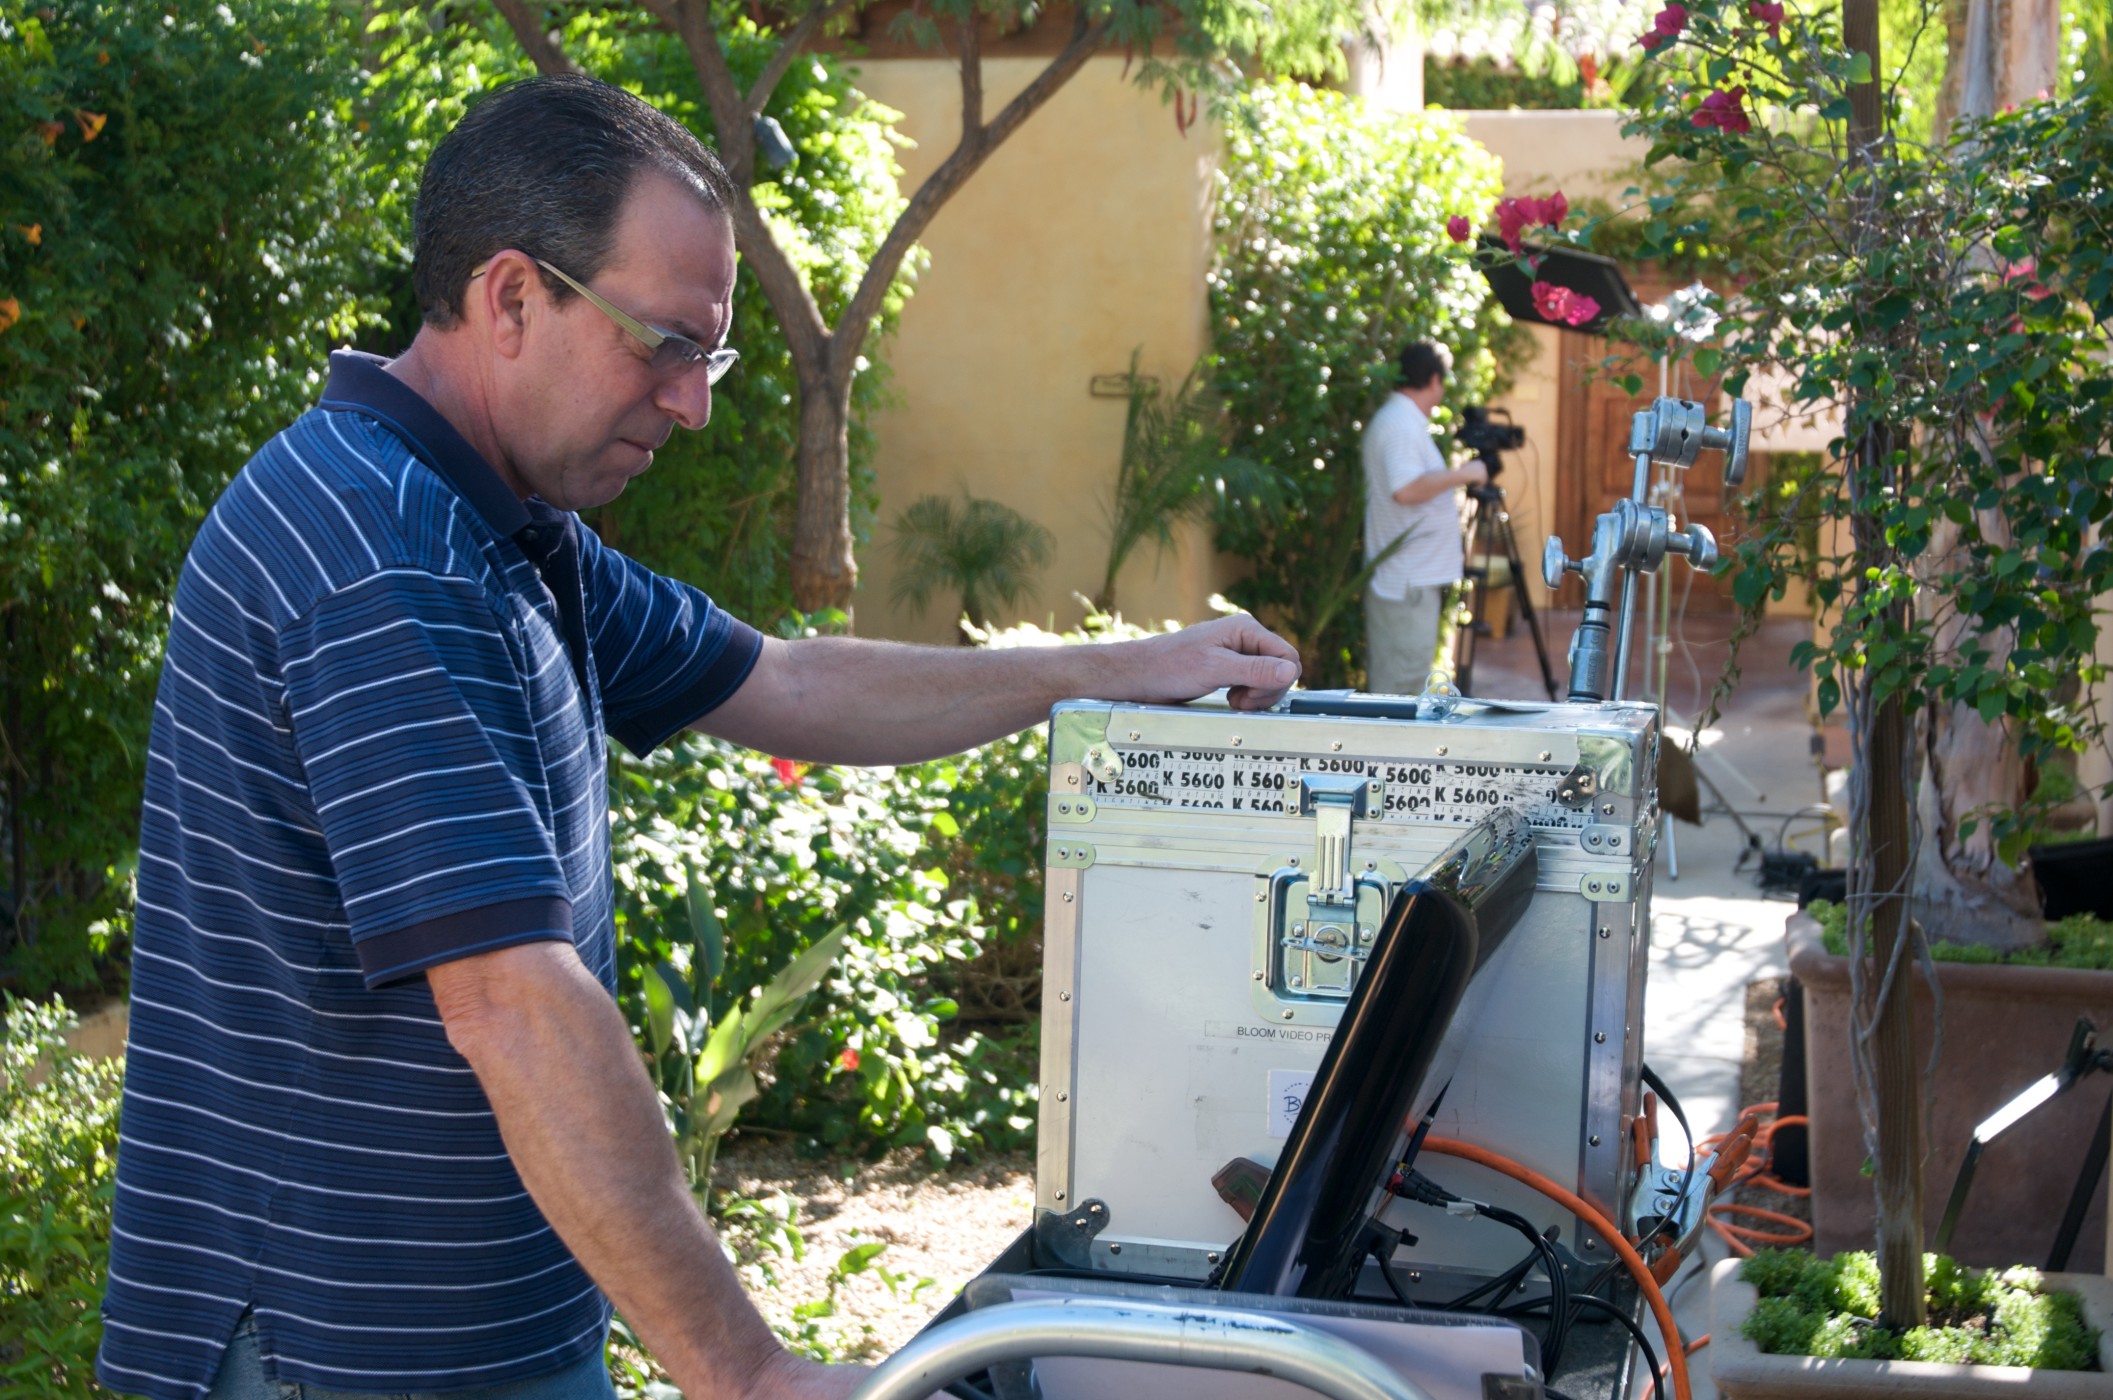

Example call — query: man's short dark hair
[1397,342,1453,391]
[413,74,736,328]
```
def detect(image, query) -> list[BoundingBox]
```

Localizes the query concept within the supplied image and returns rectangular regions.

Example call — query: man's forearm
[699,614,1300,767]
[429,944,827,1400]
[1392,466,1475,506]
[705,635,1120,765]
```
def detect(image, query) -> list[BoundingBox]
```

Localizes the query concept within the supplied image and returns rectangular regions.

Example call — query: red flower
[1691,86,1752,134]
[768,756,807,788]
[1640,3,1688,50]
[1747,0,1784,35]
[838,1047,861,1072]
[1496,200,1529,253]
[1447,214,1472,243]
[1492,192,1571,253]
[1530,281,1603,327]
[2000,257,2056,301]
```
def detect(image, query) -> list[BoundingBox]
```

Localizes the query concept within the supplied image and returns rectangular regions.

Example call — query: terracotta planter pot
[1788,913,2113,1272]
[1710,1257,2113,1399]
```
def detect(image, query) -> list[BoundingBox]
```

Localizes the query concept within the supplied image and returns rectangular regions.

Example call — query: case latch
[1297,774,1374,902]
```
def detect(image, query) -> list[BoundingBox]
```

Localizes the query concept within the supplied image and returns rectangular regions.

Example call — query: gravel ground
[712,1140,1037,1362]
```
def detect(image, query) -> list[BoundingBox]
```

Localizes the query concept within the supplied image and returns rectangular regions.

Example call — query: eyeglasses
[474,257,740,385]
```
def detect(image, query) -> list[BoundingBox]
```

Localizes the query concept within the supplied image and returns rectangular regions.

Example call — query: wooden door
[1551,288,1755,612]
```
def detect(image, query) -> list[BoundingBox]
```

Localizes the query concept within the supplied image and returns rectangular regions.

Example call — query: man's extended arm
[700,611,1301,766]
[427,942,865,1400]
[1392,458,1487,506]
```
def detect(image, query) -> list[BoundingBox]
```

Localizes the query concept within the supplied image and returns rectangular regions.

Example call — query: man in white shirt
[1361,342,1488,694]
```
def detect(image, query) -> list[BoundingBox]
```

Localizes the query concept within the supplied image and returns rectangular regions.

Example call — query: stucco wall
[850,58,1224,643]
[844,80,1787,640]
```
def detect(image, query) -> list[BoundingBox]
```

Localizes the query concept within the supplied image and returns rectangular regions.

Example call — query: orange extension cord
[1700,1100,1813,1255]
[1421,1136,1695,1400]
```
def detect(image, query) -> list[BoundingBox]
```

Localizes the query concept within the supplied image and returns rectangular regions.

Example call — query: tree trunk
[1937,0,2063,138]
[1858,679,1928,1327]
[1844,0,1926,1328]
[788,367,857,615]
[1911,513,2042,946]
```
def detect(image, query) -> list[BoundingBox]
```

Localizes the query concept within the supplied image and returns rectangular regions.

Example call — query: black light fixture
[1476,236,1642,336]
[753,113,797,173]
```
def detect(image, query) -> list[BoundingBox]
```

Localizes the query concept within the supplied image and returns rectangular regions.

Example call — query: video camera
[1456,405,1525,504]
[1456,405,1525,474]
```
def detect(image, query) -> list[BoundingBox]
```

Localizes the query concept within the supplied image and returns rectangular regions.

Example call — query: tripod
[1454,479,1559,699]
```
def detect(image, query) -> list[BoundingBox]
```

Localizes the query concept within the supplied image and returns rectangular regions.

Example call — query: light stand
[1637,287,1769,877]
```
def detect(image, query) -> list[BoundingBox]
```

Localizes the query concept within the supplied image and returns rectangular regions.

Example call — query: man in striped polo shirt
[100,74,1300,1400]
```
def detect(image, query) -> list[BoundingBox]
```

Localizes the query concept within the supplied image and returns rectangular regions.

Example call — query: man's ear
[475,250,540,361]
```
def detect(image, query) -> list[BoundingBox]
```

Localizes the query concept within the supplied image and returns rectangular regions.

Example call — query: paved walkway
[1469,605,1826,1400]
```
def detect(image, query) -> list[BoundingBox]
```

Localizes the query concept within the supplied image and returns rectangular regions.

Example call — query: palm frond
[888,491,1054,629]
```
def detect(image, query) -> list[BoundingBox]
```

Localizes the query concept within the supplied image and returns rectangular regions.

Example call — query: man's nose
[655,369,713,431]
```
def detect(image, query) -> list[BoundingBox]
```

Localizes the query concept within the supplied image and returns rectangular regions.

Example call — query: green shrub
[1739,1250,2101,1368]
[1809,900,2113,971]
[0,0,392,996]
[1208,80,1525,686]
[1,997,124,1395]
[606,612,1167,1163]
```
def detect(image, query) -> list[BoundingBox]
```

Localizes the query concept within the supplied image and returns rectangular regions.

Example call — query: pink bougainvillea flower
[1691,86,1752,134]
[1447,214,1472,242]
[838,1047,861,1072]
[1747,0,1784,35]
[1640,3,1688,50]
[1496,198,1532,252]
[1543,190,1569,227]
[769,756,807,788]
[1999,257,2056,300]
[1530,281,1602,327]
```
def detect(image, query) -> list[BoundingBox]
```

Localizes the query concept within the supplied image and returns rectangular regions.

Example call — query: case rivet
[1281,1009,1295,1020]
[1594,1031,1607,1044]
[1060,991,1072,1002]
[1539,751,1552,762]
[1330,740,1342,751]
[1057,1091,1069,1102]
[1435,746,1448,756]
[1129,730,1141,740]
[1207,1252,1221,1264]
[1584,1238,1599,1251]
[1252,970,1264,981]
[1602,801,1616,815]
[1255,890,1266,902]
[1288,975,1304,988]
[1108,1244,1123,1255]
[1055,1190,1066,1201]
[1589,1134,1602,1146]
[1364,860,1375,871]
[1062,892,1074,903]
[1231,736,1243,747]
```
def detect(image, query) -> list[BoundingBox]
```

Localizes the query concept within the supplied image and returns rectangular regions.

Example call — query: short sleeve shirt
[98,352,762,1400]
[1362,393,1465,596]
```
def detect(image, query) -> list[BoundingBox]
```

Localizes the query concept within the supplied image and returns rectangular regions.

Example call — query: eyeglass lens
[648,336,739,385]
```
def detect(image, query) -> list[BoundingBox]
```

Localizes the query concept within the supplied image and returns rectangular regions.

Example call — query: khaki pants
[1364,584,1451,695]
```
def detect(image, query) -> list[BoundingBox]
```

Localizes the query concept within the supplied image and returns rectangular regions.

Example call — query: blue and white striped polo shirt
[98,351,762,1400]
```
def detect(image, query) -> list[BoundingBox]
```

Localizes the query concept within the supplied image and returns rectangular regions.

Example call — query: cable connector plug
[1389,1167,1462,1208]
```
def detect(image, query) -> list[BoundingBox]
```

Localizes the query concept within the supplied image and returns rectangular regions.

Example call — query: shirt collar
[319,349,533,539]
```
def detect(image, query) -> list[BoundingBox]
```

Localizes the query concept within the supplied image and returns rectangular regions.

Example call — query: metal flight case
[1034,691,1659,1297]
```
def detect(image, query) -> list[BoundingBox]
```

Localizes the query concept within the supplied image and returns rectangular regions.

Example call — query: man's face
[494,172,737,512]
[1408,373,1446,415]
